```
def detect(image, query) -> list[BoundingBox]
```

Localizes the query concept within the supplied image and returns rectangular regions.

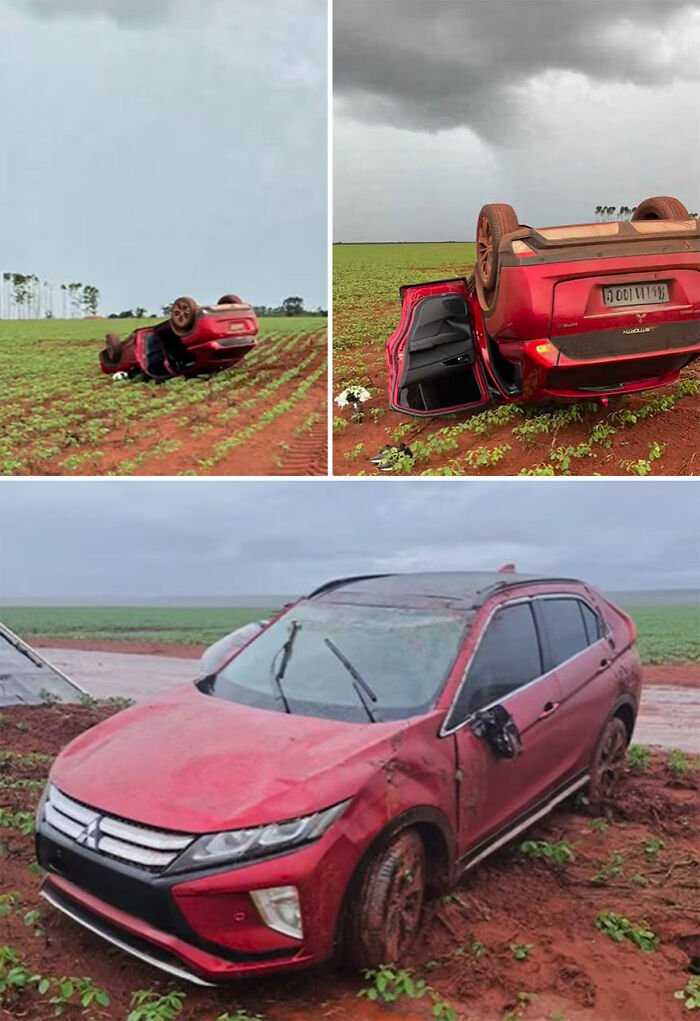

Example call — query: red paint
[100,302,258,378]
[41,575,642,981]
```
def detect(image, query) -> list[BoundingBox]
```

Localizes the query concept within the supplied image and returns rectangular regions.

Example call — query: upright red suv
[387,196,700,416]
[36,571,640,984]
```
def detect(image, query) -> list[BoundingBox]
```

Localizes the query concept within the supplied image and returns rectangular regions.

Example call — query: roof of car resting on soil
[0,623,85,706]
[309,571,582,611]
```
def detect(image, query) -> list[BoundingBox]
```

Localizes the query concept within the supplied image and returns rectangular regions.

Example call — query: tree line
[0,274,100,319]
[595,204,698,221]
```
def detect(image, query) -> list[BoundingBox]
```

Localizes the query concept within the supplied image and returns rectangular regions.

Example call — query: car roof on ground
[308,571,582,611]
[0,623,86,706]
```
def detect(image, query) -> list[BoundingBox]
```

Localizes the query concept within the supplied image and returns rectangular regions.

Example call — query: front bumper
[36,815,356,982]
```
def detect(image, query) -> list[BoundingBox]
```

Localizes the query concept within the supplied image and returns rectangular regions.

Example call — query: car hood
[50,684,419,834]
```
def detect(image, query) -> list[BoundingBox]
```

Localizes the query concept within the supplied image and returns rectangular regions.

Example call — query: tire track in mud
[270,417,328,475]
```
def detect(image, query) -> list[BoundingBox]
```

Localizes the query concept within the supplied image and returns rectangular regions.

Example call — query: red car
[387,196,700,416]
[36,571,640,984]
[99,295,258,381]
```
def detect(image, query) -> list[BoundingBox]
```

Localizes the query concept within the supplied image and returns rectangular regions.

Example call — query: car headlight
[170,799,350,873]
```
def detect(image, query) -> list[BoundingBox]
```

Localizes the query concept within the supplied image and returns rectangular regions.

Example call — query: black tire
[217,293,243,305]
[170,296,198,336]
[588,716,628,807]
[631,196,689,221]
[475,203,519,290]
[344,829,425,969]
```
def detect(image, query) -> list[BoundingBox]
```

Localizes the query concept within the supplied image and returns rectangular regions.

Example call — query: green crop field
[2,602,697,663]
[0,316,327,476]
[621,604,700,664]
[332,242,700,477]
[0,606,279,647]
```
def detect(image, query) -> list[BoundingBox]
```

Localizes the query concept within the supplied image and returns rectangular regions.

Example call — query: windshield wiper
[323,637,383,723]
[270,621,299,714]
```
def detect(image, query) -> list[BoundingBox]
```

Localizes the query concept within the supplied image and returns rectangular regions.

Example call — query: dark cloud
[0,480,697,601]
[334,0,700,137]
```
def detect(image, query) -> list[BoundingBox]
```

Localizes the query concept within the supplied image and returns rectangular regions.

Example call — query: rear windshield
[209,601,468,722]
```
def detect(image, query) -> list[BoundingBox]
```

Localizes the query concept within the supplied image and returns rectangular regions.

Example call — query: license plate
[602,282,669,307]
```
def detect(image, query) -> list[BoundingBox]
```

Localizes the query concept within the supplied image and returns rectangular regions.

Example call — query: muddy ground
[332,345,700,478]
[1,702,698,1021]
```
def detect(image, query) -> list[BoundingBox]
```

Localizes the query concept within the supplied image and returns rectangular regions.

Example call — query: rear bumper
[515,337,699,399]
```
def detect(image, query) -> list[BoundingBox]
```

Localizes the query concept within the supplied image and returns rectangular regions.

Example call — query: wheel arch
[333,805,455,958]
[611,694,637,744]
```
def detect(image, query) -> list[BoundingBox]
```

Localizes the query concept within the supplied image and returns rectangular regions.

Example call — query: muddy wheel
[588,716,628,806]
[100,331,123,368]
[345,829,425,969]
[475,203,519,290]
[170,296,198,336]
[218,293,243,305]
[631,196,689,221]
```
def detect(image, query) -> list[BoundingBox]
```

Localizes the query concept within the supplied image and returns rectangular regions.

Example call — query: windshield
[209,601,468,722]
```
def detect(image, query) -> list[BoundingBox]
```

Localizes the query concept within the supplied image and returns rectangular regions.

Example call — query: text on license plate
[602,282,669,307]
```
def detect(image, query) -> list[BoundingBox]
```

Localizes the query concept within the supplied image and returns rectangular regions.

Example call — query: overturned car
[99,295,258,381]
[387,196,700,416]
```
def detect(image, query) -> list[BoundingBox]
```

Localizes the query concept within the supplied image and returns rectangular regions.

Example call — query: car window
[538,598,590,666]
[579,602,602,645]
[449,602,543,724]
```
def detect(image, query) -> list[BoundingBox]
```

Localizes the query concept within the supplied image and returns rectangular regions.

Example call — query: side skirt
[456,772,589,875]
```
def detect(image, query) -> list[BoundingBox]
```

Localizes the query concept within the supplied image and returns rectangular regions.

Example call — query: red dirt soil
[332,334,700,477]
[1,705,698,1021]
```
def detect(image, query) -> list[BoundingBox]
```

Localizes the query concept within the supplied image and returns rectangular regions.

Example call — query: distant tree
[134,306,147,318]
[60,283,68,318]
[161,303,173,317]
[282,296,304,316]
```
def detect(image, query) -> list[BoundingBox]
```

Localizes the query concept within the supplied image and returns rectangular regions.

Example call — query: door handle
[538,701,560,720]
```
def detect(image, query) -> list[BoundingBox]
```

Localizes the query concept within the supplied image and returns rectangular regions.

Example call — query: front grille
[45,785,193,873]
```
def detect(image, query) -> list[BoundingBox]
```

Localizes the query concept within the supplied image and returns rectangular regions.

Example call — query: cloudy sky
[334,0,700,241]
[0,479,697,602]
[0,0,326,314]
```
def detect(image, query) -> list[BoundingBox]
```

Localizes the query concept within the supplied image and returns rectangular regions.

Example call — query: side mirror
[469,704,522,759]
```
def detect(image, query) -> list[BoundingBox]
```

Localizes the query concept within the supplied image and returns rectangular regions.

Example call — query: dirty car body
[99,298,258,381]
[36,571,641,983]
[387,219,700,416]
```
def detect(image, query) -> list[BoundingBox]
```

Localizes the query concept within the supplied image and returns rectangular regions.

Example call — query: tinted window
[579,603,602,645]
[452,603,542,720]
[539,599,590,666]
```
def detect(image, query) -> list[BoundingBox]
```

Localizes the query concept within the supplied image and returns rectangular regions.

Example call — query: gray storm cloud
[334,0,700,138]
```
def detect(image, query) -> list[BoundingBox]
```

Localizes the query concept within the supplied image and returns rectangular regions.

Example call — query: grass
[620,604,700,663]
[2,602,696,661]
[0,606,279,646]
[0,316,326,476]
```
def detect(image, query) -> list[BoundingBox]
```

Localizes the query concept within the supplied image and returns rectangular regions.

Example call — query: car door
[533,595,617,779]
[442,599,570,859]
[386,278,491,416]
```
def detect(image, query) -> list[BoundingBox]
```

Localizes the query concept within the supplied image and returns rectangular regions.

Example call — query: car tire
[631,196,689,221]
[217,293,243,305]
[475,203,519,290]
[170,296,199,336]
[101,332,123,367]
[344,829,426,969]
[588,716,628,807]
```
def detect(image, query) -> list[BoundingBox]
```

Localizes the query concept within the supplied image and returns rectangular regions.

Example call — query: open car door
[386,278,491,416]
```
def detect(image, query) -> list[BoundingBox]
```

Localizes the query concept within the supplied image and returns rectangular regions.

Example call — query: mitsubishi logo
[636,313,647,324]
[77,817,100,850]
